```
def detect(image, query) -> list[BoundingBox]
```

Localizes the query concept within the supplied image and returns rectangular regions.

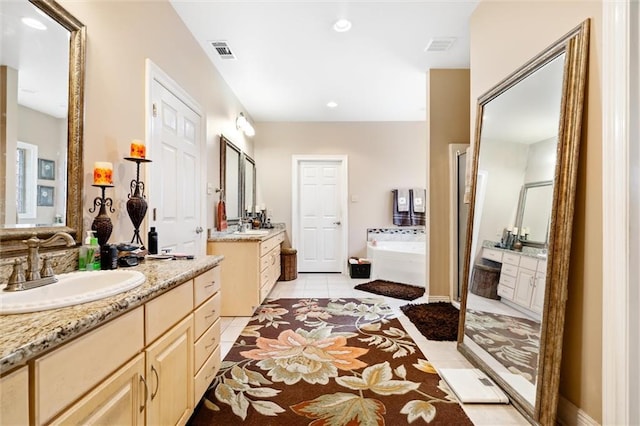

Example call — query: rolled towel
[396,188,409,212]
[412,188,426,213]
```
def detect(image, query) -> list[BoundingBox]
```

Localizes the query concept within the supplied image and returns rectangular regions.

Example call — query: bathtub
[366,241,426,286]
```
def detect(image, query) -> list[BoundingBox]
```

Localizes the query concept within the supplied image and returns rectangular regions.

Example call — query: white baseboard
[428,295,451,303]
[557,396,599,426]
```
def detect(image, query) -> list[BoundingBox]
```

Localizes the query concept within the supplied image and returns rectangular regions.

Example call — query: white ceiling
[170,1,479,122]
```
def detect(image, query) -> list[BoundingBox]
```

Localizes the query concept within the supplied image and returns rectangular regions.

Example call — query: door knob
[195,226,204,234]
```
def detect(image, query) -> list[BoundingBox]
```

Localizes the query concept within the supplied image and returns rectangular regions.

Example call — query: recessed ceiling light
[21,17,46,31]
[327,101,338,108]
[333,19,352,33]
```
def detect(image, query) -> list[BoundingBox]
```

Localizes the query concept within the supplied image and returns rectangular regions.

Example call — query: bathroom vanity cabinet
[207,230,285,316]
[0,365,29,424]
[481,247,546,318]
[1,262,222,426]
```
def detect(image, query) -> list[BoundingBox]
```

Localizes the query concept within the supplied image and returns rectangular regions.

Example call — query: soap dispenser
[79,231,99,271]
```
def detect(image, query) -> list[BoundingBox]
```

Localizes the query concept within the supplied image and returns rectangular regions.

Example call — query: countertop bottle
[148,227,158,254]
[79,231,99,271]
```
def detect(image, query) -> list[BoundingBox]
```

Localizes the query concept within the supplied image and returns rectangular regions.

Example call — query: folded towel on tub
[412,188,426,213]
[395,188,410,212]
[392,189,412,226]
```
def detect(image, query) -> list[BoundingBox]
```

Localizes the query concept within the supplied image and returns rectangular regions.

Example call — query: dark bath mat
[400,302,460,341]
[354,279,425,301]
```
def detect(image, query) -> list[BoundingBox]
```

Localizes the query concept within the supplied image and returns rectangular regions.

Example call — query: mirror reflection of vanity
[0,0,85,256]
[219,135,256,227]
[458,20,590,425]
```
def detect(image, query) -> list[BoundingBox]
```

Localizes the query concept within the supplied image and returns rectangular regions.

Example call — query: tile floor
[219,273,530,425]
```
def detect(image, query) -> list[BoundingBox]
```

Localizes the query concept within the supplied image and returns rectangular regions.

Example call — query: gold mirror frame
[0,0,85,256]
[457,20,589,425]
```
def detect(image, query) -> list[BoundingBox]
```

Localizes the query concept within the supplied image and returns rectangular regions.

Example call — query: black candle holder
[124,157,152,245]
[89,184,115,246]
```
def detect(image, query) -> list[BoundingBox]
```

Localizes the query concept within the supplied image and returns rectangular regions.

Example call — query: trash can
[348,257,371,279]
[470,258,501,299]
[280,248,298,281]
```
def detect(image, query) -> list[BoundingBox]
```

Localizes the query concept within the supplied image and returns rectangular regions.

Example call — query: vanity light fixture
[333,19,352,33]
[327,101,338,108]
[22,17,47,31]
[236,112,255,137]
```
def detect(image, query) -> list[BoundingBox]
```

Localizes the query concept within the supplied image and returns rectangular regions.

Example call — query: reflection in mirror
[0,0,85,255]
[517,180,553,245]
[458,20,589,425]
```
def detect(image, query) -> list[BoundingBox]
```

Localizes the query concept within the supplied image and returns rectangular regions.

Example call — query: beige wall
[427,69,470,297]
[60,0,253,244]
[470,1,602,421]
[253,122,426,258]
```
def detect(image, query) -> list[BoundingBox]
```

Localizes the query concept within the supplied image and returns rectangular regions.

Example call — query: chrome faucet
[5,232,76,292]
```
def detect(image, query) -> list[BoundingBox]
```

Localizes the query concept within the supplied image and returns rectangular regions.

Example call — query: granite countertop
[0,255,223,374]
[208,226,285,242]
[482,240,547,259]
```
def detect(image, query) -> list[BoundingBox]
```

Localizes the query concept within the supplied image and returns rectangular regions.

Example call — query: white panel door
[150,80,202,256]
[298,160,343,272]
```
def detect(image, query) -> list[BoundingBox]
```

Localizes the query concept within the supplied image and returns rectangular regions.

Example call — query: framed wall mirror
[0,0,85,256]
[244,155,256,216]
[458,20,589,425]
[220,135,242,225]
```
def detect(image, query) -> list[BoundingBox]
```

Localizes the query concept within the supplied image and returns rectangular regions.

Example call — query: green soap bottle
[79,231,99,271]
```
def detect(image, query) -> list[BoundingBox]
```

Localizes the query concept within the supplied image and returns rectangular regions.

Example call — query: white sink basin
[0,270,145,314]
[234,230,270,235]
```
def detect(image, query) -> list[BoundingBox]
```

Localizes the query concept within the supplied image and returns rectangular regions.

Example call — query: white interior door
[295,159,345,272]
[148,74,203,256]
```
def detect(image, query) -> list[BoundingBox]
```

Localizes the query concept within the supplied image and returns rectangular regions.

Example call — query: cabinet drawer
[497,285,515,300]
[194,346,221,406]
[260,252,271,272]
[482,248,503,262]
[501,263,518,277]
[34,307,144,425]
[520,256,538,271]
[194,292,221,339]
[260,234,283,257]
[146,280,194,344]
[502,253,520,266]
[194,266,221,307]
[194,318,220,373]
[499,273,516,289]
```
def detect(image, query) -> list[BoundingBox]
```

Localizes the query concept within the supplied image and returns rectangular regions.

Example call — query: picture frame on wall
[38,159,55,180]
[37,185,54,206]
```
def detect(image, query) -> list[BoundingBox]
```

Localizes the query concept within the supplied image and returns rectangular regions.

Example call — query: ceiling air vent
[425,37,457,52]
[211,41,236,60]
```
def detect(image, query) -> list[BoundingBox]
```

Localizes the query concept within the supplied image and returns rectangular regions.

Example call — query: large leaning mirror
[458,20,589,425]
[0,0,85,255]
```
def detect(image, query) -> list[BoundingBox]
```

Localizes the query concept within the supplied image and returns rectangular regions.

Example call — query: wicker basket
[280,248,298,281]
[470,258,501,299]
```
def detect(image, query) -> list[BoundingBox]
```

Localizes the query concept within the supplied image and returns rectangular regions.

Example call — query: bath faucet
[5,232,76,292]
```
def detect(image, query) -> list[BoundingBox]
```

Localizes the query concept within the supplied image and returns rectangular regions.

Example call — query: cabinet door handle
[139,374,149,412]
[151,365,159,400]
[204,281,216,288]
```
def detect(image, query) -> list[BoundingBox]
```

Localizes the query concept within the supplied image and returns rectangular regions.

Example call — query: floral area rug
[188,298,473,425]
[464,309,541,384]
